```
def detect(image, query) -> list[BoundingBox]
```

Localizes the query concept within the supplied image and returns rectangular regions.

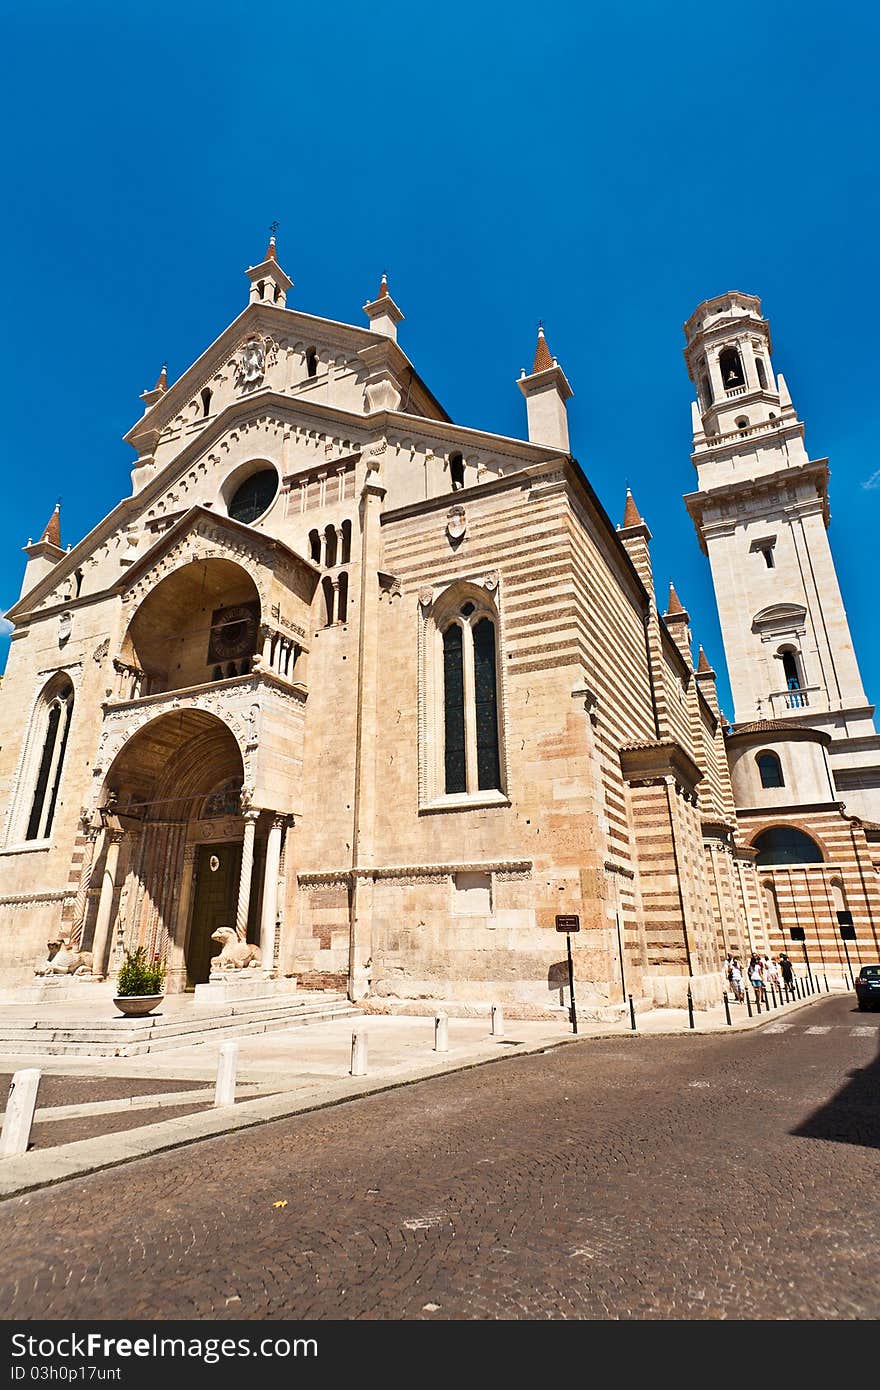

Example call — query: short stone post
[0,1069,42,1157]
[434,1013,448,1053]
[214,1042,239,1107]
[350,1028,368,1076]
[491,1003,504,1037]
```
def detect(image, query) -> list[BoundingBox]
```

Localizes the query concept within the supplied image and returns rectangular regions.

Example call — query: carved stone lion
[210,926,262,971]
[35,937,94,977]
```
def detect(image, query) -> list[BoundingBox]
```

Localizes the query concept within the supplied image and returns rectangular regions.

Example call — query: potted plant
[113,947,166,1017]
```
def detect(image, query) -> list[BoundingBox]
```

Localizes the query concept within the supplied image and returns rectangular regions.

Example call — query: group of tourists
[724,952,796,1004]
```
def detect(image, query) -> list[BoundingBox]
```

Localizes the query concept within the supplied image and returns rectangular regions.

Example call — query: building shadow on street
[792,1013,880,1149]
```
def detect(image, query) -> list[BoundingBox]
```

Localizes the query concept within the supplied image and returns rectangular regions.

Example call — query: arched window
[340,519,352,564]
[322,576,335,627]
[755,358,768,390]
[442,624,466,794]
[701,365,714,406]
[735,416,749,431]
[753,826,823,866]
[257,279,266,300]
[440,601,502,795]
[21,675,75,842]
[719,346,745,389]
[449,453,465,491]
[309,529,321,564]
[201,388,212,417]
[780,648,805,707]
[337,571,349,624]
[757,751,784,789]
[782,650,800,687]
[306,347,318,378]
[324,524,338,568]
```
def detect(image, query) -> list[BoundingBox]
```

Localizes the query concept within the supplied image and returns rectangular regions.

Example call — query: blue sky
[1,1,878,720]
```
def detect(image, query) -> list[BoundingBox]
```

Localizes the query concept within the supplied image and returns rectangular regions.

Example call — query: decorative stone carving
[418,588,433,610]
[446,505,467,545]
[234,337,266,388]
[35,937,94,977]
[210,926,262,970]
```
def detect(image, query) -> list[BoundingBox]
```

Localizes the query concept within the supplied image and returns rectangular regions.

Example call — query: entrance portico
[85,708,294,991]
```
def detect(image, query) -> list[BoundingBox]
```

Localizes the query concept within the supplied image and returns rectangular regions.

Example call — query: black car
[855,965,880,1010]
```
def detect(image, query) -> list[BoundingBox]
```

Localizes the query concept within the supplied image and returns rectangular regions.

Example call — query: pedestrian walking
[729,957,745,1003]
[779,952,794,1000]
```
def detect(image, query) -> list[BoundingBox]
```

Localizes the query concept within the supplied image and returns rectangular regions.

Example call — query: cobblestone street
[1,995,878,1320]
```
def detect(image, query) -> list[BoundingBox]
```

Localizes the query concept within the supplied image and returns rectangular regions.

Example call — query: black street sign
[555,915,580,933]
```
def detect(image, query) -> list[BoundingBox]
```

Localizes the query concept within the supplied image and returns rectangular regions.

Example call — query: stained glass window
[443,624,466,794]
[473,618,500,790]
[228,469,277,524]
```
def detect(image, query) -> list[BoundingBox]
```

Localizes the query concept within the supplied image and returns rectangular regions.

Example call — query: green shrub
[116,947,166,997]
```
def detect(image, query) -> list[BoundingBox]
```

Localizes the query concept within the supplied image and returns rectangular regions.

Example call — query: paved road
[1,995,878,1320]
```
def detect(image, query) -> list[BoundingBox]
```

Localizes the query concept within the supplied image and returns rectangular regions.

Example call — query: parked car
[855,965,880,1010]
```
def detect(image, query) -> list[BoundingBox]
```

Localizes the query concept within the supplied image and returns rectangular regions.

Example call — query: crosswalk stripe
[805,1026,831,1034]
[850,1026,876,1036]
[763,1025,791,1033]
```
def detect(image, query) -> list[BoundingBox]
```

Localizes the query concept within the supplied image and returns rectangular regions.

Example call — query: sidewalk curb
[0,992,839,1202]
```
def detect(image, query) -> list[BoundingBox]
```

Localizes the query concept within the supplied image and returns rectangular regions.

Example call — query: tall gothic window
[440,601,502,796]
[21,675,75,842]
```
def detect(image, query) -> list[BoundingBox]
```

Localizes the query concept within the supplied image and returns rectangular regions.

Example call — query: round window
[227,468,278,524]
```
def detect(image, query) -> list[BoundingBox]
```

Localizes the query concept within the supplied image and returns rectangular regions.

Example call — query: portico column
[91,829,125,978]
[236,809,260,940]
[260,815,285,973]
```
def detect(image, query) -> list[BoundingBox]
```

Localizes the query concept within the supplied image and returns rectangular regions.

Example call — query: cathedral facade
[0,246,876,1011]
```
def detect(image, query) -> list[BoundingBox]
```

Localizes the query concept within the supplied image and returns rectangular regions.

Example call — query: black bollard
[824,974,829,993]
[687,986,695,1030]
[723,991,732,1026]
[769,982,776,1009]
[629,993,636,1031]
[745,989,753,1018]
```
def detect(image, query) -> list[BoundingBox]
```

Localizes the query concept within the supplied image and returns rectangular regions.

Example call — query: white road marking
[805,1026,831,1035]
[850,1026,876,1036]
[764,1024,792,1033]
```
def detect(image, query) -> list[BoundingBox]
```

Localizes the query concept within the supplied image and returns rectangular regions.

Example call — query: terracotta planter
[113,994,164,1017]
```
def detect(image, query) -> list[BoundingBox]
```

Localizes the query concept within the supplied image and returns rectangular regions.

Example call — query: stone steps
[0,993,361,1058]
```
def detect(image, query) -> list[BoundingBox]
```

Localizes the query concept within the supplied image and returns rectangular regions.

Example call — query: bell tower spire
[245,225,293,308]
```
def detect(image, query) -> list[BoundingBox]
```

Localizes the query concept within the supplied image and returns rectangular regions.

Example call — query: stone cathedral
[0,245,877,1014]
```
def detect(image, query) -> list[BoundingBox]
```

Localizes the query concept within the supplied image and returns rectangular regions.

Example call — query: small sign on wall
[555,915,580,933]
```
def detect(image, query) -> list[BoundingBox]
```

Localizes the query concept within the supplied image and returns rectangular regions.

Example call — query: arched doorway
[94,709,263,989]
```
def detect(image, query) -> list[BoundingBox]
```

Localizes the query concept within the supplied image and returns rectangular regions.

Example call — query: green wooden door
[187,843,242,986]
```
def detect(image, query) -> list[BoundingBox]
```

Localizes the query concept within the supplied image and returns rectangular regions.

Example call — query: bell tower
[683,292,880,820]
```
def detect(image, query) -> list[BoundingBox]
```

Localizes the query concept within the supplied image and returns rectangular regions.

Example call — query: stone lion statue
[210,925,262,971]
[35,937,94,977]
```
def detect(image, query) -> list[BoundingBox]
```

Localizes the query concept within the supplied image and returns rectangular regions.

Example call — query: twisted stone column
[235,810,260,940]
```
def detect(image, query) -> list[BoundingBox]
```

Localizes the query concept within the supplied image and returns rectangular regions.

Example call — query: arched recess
[762,879,782,934]
[94,709,259,987]
[7,671,76,845]
[119,558,260,697]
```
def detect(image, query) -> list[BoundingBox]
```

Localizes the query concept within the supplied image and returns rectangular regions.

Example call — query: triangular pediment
[112,506,319,603]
